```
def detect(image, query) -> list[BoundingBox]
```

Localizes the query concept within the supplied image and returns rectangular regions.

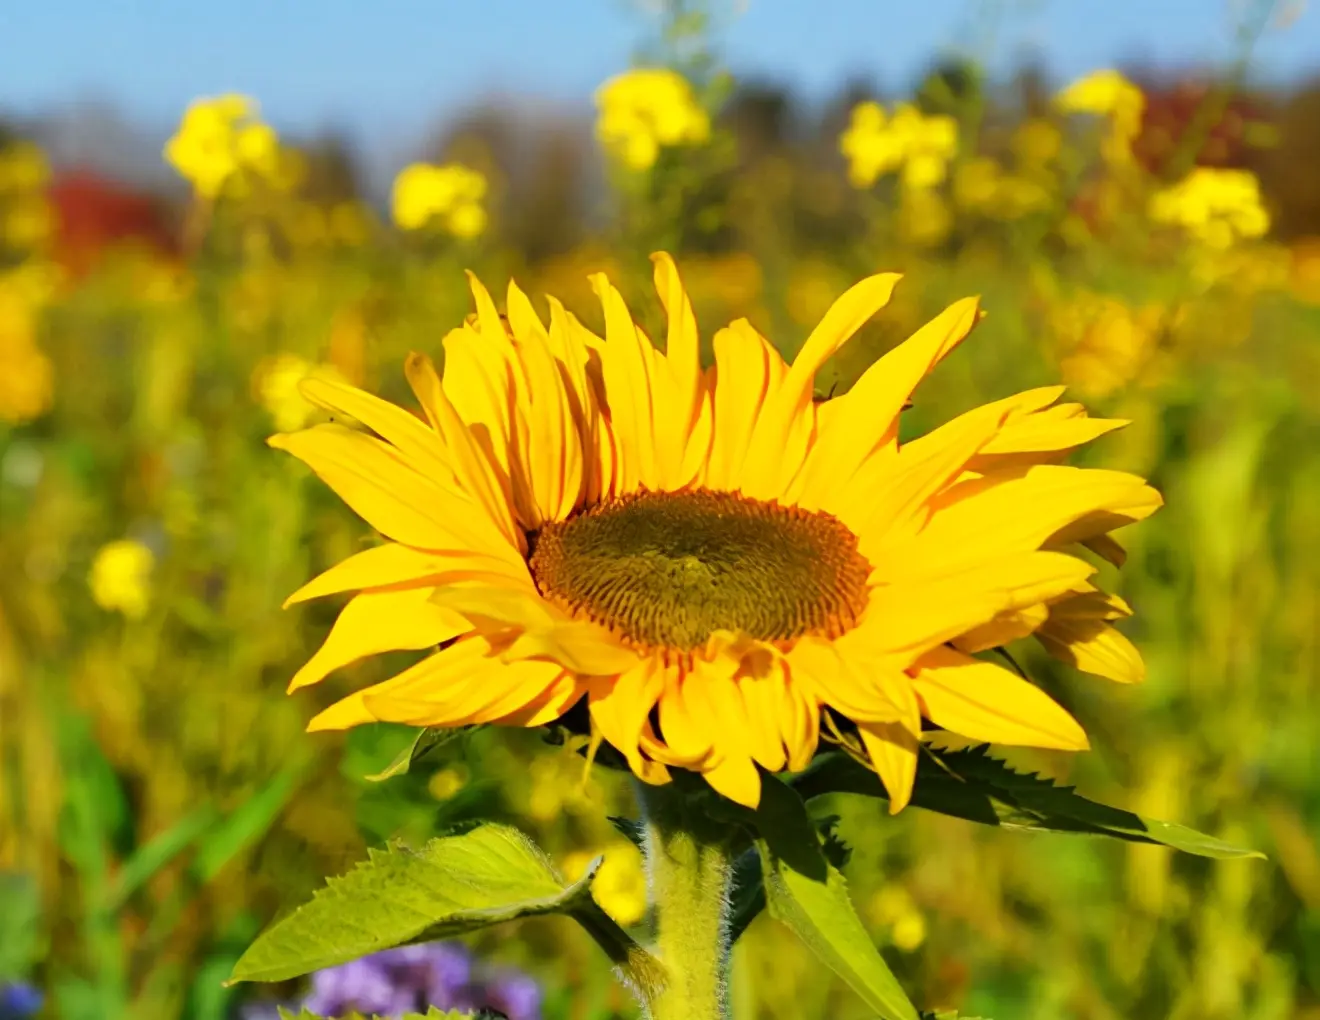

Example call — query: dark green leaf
[365,727,476,783]
[230,824,664,1004]
[754,773,826,881]
[757,826,919,1020]
[608,815,646,849]
[726,847,766,945]
[793,747,1264,860]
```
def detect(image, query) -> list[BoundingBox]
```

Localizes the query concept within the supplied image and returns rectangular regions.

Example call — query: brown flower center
[528,488,871,652]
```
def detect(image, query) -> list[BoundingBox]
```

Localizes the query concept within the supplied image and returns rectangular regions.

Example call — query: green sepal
[793,745,1264,860]
[365,727,478,782]
[230,824,665,1005]
[607,815,646,849]
[754,775,920,1020]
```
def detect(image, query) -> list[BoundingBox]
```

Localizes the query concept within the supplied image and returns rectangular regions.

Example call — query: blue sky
[3,0,1318,160]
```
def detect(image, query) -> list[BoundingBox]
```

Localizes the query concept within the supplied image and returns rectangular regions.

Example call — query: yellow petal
[792,297,981,508]
[857,721,919,814]
[952,602,1050,653]
[368,656,568,726]
[858,551,1095,660]
[845,401,1004,545]
[1083,532,1127,567]
[289,586,470,693]
[891,465,1161,579]
[786,272,903,395]
[736,669,790,773]
[1037,604,1146,684]
[490,673,589,727]
[702,753,762,807]
[305,636,492,730]
[786,637,906,724]
[404,352,522,546]
[650,252,704,483]
[978,404,1128,456]
[270,424,514,558]
[434,326,515,484]
[588,660,667,775]
[912,646,1090,749]
[501,621,642,676]
[704,319,786,491]
[284,542,529,607]
[655,673,717,766]
[298,374,453,484]
[506,294,585,525]
[592,273,660,492]
[740,272,901,499]
[428,584,558,633]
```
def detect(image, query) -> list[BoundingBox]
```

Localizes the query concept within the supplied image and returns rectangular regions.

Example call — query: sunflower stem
[636,779,741,1020]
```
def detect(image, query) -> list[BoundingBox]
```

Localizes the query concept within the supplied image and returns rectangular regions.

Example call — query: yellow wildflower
[869,885,927,951]
[1054,293,1168,399]
[563,842,647,926]
[391,163,488,238]
[0,141,51,192]
[253,354,345,432]
[839,101,957,191]
[164,94,291,199]
[595,68,710,171]
[1055,69,1145,164]
[1149,168,1270,250]
[3,198,54,250]
[428,765,469,800]
[0,280,53,424]
[1012,117,1064,167]
[89,540,155,620]
[954,158,1051,220]
[840,102,903,188]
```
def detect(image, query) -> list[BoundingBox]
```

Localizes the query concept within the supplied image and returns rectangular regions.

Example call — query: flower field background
[2,4,1320,1019]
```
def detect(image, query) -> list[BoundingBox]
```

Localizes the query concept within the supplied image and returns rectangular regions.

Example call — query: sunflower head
[273,253,1160,811]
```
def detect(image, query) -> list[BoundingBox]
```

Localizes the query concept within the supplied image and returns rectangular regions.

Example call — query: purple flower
[472,969,541,1020]
[247,941,541,1020]
[0,982,43,1020]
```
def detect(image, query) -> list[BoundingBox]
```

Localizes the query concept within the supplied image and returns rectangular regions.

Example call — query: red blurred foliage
[1133,78,1274,175]
[47,169,179,275]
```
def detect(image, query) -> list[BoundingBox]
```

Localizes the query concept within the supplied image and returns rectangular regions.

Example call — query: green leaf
[105,804,219,910]
[192,762,307,883]
[229,824,664,1004]
[728,787,857,946]
[756,778,920,1020]
[793,747,1264,860]
[365,726,476,783]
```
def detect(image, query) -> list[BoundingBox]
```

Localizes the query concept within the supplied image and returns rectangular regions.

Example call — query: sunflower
[273,254,1160,811]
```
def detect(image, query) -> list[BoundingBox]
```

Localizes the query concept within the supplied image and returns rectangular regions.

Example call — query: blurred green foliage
[2,3,1320,1018]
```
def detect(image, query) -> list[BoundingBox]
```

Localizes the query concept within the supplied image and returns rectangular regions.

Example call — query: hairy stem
[635,779,740,1020]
